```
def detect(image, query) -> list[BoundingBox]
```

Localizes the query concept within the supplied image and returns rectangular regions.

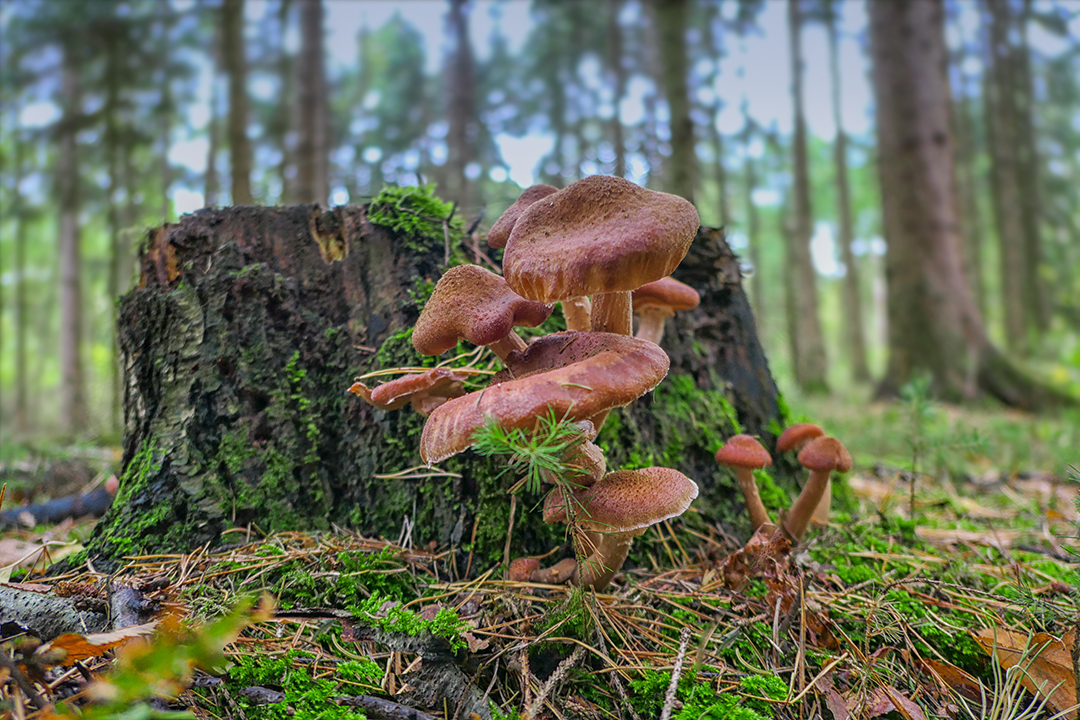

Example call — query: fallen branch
[334,694,440,720]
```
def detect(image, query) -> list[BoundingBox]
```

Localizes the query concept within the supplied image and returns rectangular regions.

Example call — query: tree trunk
[654,0,694,202]
[86,203,789,570]
[827,9,870,383]
[741,113,764,326]
[223,0,253,205]
[106,38,124,434]
[158,4,173,221]
[58,55,88,435]
[868,0,1071,410]
[606,0,626,178]
[276,0,295,204]
[787,0,828,392]
[444,0,476,208]
[983,0,1030,354]
[296,0,328,205]
[13,113,29,433]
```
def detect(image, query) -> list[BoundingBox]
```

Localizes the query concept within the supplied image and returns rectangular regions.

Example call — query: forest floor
[1,398,1078,720]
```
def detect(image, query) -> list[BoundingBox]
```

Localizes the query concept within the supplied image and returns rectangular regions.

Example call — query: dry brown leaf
[916,527,1022,549]
[920,657,984,703]
[882,685,929,720]
[37,621,159,664]
[972,627,1078,714]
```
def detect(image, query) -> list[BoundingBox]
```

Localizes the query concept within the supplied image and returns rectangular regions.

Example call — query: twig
[0,647,45,710]
[335,694,440,720]
[659,627,692,720]
[522,646,585,720]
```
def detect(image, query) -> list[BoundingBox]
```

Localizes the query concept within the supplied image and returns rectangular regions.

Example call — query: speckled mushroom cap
[797,436,852,473]
[419,338,669,464]
[776,423,825,454]
[348,368,465,412]
[412,264,552,356]
[543,468,699,533]
[502,175,700,303]
[487,184,559,250]
[632,277,701,315]
[715,435,773,469]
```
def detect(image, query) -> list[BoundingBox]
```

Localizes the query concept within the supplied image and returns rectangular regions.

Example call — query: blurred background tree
[1,0,1078,442]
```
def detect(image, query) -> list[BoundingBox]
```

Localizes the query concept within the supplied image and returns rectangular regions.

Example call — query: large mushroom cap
[632,277,701,315]
[495,331,655,381]
[715,434,773,469]
[797,436,852,473]
[419,336,669,464]
[543,467,699,533]
[502,175,699,303]
[412,264,552,356]
[487,184,559,249]
[776,423,826,453]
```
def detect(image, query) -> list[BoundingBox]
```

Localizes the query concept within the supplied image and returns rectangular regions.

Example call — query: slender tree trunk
[223,0,253,204]
[827,9,870,382]
[654,0,694,201]
[869,0,1069,411]
[296,0,328,204]
[106,39,124,434]
[982,0,1029,354]
[205,78,220,206]
[13,113,29,433]
[606,0,626,178]
[787,0,828,392]
[742,116,764,326]
[444,0,476,207]
[276,0,294,204]
[158,6,173,220]
[58,56,88,434]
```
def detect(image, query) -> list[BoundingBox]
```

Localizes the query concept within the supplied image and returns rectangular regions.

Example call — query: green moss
[629,666,784,720]
[368,184,463,254]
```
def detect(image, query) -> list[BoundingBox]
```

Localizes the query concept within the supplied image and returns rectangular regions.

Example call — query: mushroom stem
[735,468,773,533]
[782,469,831,542]
[532,557,578,584]
[811,481,831,527]
[561,296,592,332]
[591,291,632,335]
[488,332,528,360]
[572,531,639,590]
[635,307,673,345]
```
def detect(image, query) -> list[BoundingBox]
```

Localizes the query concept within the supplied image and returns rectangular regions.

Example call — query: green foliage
[352,591,469,652]
[629,668,785,720]
[368,184,463,253]
[471,409,594,494]
[263,546,417,610]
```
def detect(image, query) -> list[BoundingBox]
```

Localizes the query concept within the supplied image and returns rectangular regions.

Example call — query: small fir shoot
[471,408,594,495]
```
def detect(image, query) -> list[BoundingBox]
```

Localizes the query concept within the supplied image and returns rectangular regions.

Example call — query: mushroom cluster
[351,176,704,591]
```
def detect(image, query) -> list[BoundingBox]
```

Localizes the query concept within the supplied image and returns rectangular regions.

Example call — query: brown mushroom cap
[632,277,701,315]
[502,175,699,303]
[497,331,654,381]
[543,467,699,533]
[797,436,853,473]
[487,184,559,249]
[412,264,552,356]
[419,337,669,464]
[347,368,466,414]
[715,434,773,469]
[508,557,541,582]
[776,423,826,454]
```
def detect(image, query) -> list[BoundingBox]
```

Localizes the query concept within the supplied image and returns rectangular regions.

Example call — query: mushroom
[347,367,467,416]
[631,277,701,345]
[543,467,699,590]
[775,423,829,525]
[412,264,552,361]
[714,435,774,534]
[502,175,699,336]
[782,436,852,542]
[419,334,668,464]
[509,556,578,584]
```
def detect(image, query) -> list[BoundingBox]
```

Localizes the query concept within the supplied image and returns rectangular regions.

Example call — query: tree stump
[87,202,789,570]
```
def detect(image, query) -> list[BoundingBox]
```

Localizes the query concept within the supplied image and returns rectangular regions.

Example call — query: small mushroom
[502,175,699,336]
[715,435,774,534]
[783,436,852,542]
[487,184,559,250]
[776,423,829,525]
[543,467,698,590]
[412,264,552,361]
[631,277,700,345]
[348,367,467,416]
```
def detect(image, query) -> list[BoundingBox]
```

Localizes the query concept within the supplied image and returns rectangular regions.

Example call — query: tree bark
[444,0,476,208]
[868,0,1072,410]
[86,204,789,569]
[654,0,694,202]
[58,53,88,435]
[223,0,253,205]
[827,8,870,383]
[295,0,329,205]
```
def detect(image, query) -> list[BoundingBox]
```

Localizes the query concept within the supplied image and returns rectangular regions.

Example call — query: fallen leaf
[37,621,159,664]
[882,685,929,720]
[916,527,1022,550]
[920,657,984,703]
[972,627,1078,714]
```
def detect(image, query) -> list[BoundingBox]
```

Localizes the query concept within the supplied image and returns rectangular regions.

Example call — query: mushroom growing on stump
[502,175,699,336]
[776,423,828,525]
[783,436,852,542]
[412,264,552,361]
[715,435,774,534]
[348,367,467,416]
[543,467,699,590]
[631,277,701,345]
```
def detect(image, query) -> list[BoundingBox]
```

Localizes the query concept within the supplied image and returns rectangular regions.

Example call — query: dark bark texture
[87,204,788,571]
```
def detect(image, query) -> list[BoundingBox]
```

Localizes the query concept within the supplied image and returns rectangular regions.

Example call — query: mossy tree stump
[88,199,789,571]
